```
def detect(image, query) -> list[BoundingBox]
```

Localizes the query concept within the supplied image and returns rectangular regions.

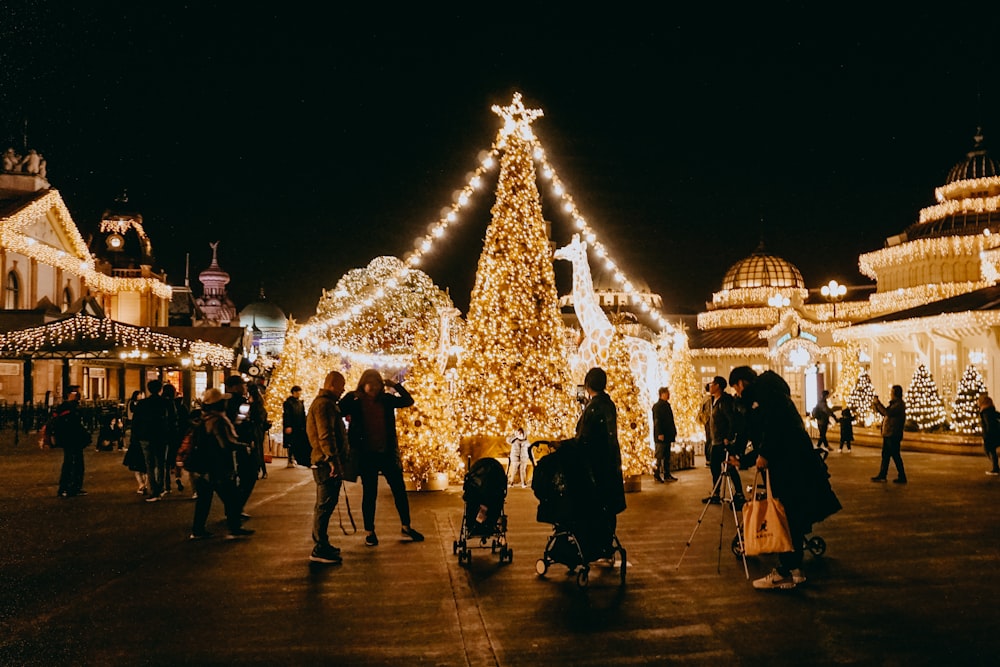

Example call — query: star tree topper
[492,92,544,143]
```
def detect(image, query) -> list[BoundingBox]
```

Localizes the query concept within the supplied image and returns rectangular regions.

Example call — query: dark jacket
[130,393,174,446]
[874,397,905,439]
[739,371,841,533]
[707,392,737,447]
[338,383,414,457]
[564,391,626,517]
[652,398,677,444]
[980,405,1000,451]
[51,400,90,450]
[283,395,306,435]
[306,389,348,473]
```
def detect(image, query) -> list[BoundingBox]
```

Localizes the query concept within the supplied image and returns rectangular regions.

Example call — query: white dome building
[239,289,287,359]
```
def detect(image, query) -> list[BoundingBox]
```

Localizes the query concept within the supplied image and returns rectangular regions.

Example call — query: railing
[0,400,125,445]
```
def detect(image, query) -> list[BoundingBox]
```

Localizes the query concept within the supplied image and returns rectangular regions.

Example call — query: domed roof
[198,242,230,288]
[239,290,287,330]
[721,243,805,291]
[946,128,999,184]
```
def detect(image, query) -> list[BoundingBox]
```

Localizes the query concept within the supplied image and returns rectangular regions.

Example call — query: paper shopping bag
[742,472,793,556]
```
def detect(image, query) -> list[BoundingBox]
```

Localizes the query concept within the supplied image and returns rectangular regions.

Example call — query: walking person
[977,394,1000,476]
[54,386,90,497]
[187,388,254,540]
[652,386,678,482]
[130,379,173,502]
[837,407,855,453]
[225,375,258,517]
[282,385,307,468]
[507,427,530,487]
[339,369,424,547]
[811,390,834,457]
[728,366,841,590]
[307,371,349,564]
[872,385,907,484]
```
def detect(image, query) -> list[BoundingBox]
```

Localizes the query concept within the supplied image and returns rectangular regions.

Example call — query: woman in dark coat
[729,366,841,590]
[339,369,423,547]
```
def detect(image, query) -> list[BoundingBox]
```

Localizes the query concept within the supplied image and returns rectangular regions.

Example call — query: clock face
[107,233,124,250]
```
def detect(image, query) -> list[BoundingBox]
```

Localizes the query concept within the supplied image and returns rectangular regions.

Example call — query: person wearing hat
[188,387,255,540]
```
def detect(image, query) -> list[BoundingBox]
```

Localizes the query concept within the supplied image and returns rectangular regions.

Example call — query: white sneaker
[790,568,807,584]
[752,568,796,590]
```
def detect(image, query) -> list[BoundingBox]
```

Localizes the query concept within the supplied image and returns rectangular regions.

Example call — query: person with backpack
[130,379,174,502]
[54,386,91,498]
[187,388,254,540]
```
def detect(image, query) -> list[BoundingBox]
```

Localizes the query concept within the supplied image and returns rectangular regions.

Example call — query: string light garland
[904,364,948,431]
[1,190,172,298]
[0,313,233,367]
[949,364,987,435]
[935,176,1000,204]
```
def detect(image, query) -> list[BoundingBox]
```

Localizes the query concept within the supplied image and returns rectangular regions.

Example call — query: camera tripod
[675,457,749,579]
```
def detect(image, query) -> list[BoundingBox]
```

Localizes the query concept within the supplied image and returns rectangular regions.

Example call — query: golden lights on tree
[606,331,650,476]
[663,331,705,442]
[396,330,462,486]
[456,94,576,440]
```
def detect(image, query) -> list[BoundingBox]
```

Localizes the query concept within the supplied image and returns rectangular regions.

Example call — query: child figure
[838,407,855,452]
[507,427,530,487]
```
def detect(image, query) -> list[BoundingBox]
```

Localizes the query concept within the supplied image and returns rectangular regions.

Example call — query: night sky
[2,5,998,321]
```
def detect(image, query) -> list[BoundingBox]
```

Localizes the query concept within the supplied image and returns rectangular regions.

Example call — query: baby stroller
[453,457,512,565]
[530,441,626,589]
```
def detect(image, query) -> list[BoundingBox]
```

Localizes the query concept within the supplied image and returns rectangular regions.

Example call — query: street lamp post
[821,279,847,319]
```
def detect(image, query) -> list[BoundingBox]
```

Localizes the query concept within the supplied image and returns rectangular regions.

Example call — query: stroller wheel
[576,568,589,589]
[535,558,549,576]
[506,547,513,564]
[452,540,459,555]
[806,536,827,557]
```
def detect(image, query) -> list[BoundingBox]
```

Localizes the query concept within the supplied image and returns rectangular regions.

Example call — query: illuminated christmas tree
[606,332,650,476]
[456,94,576,441]
[663,331,704,442]
[904,364,948,431]
[396,329,463,486]
[950,365,988,435]
[832,342,862,409]
[846,367,877,426]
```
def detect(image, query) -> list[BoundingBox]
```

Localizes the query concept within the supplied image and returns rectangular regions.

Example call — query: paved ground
[1,436,998,666]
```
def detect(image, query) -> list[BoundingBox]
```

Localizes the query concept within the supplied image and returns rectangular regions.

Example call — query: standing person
[187,388,254,541]
[837,407,855,453]
[130,379,172,502]
[728,366,841,590]
[811,390,835,456]
[125,390,141,433]
[571,367,626,529]
[703,376,745,507]
[507,427,530,487]
[872,385,907,484]
[225,375,257,517]
[160,383,182,494]
[306,371,349,564]
[54,386,90,497]
[339,369,423,547]
[977,394,1000,476]
[652,387,678,483]
[245,382,270,480]
[697,384,712,468]
[282,385,307,468]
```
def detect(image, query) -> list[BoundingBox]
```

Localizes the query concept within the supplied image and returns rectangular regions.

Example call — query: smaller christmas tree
[846,368,877,426]
[606,332,651,477]
[663,332,704,442]
[904,364,948,431]
[950,365,988,435]
[396,331,463,488]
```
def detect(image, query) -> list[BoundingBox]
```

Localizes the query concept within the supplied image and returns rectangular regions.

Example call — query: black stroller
[453,457,512,565]
[530,441,626,588]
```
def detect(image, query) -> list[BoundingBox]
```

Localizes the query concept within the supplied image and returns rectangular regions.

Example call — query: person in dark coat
[282,385,308,468]
[729,366,841,590]
[837,407,855,453]
[872,385,906,484]
[978,394,1000,476]
[339,369,423,547]
[652,387,678,482]
[54,386,90,497]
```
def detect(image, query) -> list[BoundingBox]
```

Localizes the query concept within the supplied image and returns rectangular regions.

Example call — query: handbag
[741,471,793,556]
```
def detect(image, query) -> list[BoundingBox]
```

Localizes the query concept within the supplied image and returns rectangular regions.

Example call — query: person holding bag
[729,366,841,590]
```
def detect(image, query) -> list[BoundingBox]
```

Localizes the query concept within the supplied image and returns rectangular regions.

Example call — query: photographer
[703,376,746,508]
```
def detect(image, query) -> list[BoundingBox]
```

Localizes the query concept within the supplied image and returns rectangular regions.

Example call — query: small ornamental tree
[950,365,988,435]
[846,368,877,426]
[904,364,948,431]
[606,332,650,477]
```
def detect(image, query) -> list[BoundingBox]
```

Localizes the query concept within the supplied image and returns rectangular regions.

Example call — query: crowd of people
[41,361,1000,590]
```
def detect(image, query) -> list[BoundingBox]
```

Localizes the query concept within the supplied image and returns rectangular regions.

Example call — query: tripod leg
[675,470,727,569]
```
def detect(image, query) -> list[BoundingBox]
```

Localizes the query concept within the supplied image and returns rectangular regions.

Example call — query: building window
[62,286,73,312]
[4,271,20,309]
